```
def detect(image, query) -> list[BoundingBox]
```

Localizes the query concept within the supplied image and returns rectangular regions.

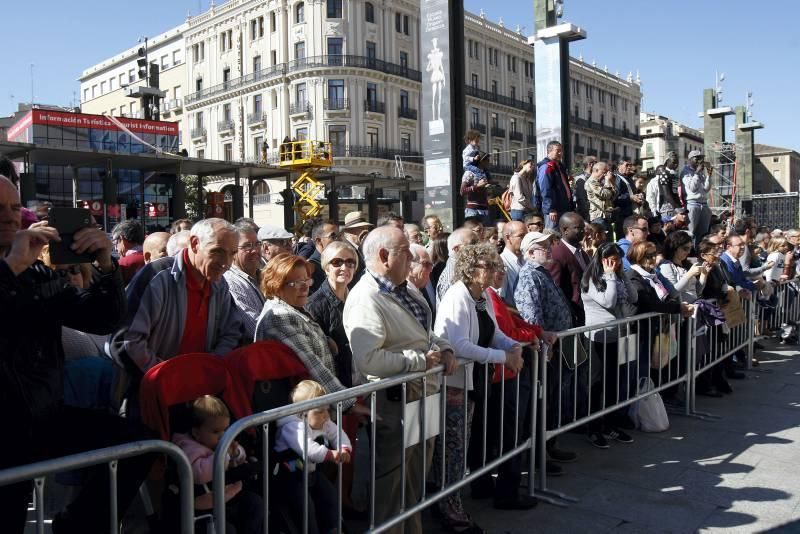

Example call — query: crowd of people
[0,137,798,534]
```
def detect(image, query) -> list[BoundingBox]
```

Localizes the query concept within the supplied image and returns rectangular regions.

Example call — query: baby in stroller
[173,395,263,534]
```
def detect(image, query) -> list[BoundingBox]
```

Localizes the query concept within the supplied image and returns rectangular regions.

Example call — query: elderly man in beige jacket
[344,225,455,534]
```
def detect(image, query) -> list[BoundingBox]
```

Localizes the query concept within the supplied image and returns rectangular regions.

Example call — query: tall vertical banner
[534,35,567,163]
[421,0,455,230]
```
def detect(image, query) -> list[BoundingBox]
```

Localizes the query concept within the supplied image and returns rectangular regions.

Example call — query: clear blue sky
[3,0,798,151]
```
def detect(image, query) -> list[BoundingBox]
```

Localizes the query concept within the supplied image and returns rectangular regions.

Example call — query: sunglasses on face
[285,279,313,289]
[329,258,357,268]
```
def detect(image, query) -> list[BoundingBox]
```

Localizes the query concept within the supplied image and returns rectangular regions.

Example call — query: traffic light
[137,47,147,80]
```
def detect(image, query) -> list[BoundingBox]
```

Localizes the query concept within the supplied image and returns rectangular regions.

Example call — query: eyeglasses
[238,242,259,251]
[329,258,357,268]
[284,279,313,289]
[413,259,434,269]
[56,265,82,276]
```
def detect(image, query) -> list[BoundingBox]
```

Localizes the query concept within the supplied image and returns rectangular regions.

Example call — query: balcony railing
[247,112,267,125]
[217,120,234,132]
[587,148,598,156]
[509,131,523,142]
[470,123,487,134]
[491,127,506,138]
[252,193,271,205]
[569,117,641,143]
[289,54,422,81]
[324,98,349,111]
[600,151,610,160]
[526,134,536,144]
[185,63,287,104]
[612,153,621,162]
[364,100,385,113]
[465,85,534,113]
[289,101,312,115]
[334,144,423,161]
[190,127,207,140]
[398,107,418,120]
[574,145,585,154]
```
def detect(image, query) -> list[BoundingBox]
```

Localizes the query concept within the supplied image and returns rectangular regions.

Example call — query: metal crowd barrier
[211,353,540,534]
[0,440,194,534]
[755,279,800,343]
[534,312,690,504]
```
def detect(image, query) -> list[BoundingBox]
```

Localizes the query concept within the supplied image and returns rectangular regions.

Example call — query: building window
[600,113,605,127]
[100,81,106,94]
[295,2,305,23]
[468,39,473,58]
[395,13,402,32]
[295,41,305,60]
[328,37,343,56]
[296,127,308,140]
[403,15,409,35]
[527,121,534,137]
[223,143,233,161]
[329,125,346,155]
[119,104,126,116]
[222,68,231,86]
[401,132,411,153]
[574,105,579,118]
[399,90,409,112]
[399,51,408,69]
[253,55,262,73]
[471,74,478,88]
[252,179,269,197]
[196,77,203,92]
[197,149,205,159]
[223,103,232,122]
[83,88,89,101]
[254,136,264,160]
[510,118,517,134]
[492,149,500,166]
[365,2,375,23]
[119,73,125,86]
[574,133,580,149]
[253,94,262,114]
[195,111,204,129]
[270,12,277,31]
[512,152,518,169]
[160,55,169,69]
[327,0,342,18]
[510,86,516,101]
[773,156,780,163]
[623,146,628,158]
[328,79,345,105]
[221,29,233,52]
[295,82,307,104]
[128,69,135,83]
[471,107,479,127]
[488,47,493,66]
[271,50,277,65]
[366,82,377,105]
[587,109,592,123]
[491,113,498,129]
[491,80,497,95]
[250,18,257,39]
[367,127,379,149]
[366,41,377,61]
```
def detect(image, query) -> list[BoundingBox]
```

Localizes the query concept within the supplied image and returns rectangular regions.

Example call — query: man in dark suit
[547,212,589,326]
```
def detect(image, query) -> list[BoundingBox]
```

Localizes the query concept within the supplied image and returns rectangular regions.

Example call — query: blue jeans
[510,209,527,221]
[465,208,491,225]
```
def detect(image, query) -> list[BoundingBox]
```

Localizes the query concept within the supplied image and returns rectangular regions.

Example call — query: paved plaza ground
[460,339,800,533]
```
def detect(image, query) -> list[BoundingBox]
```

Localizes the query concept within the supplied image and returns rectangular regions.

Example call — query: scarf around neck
[631,264,669,301]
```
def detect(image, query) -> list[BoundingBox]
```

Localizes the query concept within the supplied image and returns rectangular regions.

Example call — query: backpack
[501,188,513,211]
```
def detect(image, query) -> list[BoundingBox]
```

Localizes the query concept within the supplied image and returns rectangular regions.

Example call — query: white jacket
[275,416,352,472]
[434,281,516,390]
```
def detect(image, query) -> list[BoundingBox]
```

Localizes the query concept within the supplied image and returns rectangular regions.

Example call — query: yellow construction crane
[278,140,333,234]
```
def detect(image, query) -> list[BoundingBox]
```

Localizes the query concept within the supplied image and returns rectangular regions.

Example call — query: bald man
[143,232,170,264]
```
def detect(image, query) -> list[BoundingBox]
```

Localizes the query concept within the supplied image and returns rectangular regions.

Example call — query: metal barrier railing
[534,312,691,504]
[0,440,194,534]
[211,354,540,533]
[755,280,800,343]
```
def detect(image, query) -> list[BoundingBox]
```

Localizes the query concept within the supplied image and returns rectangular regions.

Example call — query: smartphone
[48,207,96,264]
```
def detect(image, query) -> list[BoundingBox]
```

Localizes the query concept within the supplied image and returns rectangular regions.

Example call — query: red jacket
[487,287,543,382]
[118,249,145,285]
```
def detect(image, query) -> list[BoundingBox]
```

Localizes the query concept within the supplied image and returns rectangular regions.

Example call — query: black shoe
[698,387,723,398]
[588,432,609,449]
[493,494,538,510]
[604,429,634,444]
[727,370,746,380]
[548,446,578,463]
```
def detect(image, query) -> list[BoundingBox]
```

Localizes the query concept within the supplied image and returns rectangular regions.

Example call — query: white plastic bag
[629,377,669,432]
